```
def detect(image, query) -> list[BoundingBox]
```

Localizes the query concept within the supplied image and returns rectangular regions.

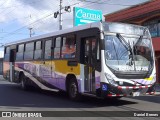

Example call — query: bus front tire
[68,78,81,101]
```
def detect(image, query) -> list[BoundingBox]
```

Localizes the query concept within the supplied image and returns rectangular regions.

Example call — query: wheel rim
[70,83,77,98]
[21,79,24,88]
[21,76,25,89]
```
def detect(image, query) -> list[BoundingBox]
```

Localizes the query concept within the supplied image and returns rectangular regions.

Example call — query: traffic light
[65,6,71,12]
[54,11,59,18]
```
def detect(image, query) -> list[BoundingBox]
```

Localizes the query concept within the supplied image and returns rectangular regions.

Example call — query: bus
[3,22,156,100]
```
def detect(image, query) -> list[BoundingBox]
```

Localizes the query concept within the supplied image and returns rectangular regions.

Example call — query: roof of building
[105,0,160,23]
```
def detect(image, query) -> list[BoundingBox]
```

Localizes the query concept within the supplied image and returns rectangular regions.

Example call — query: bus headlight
[105,73,118,87]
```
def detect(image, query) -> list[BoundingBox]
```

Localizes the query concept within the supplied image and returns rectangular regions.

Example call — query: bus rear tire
[20,74,28,90]
[68,78,81,101]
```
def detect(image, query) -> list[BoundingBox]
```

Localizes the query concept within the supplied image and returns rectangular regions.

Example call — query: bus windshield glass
[104,25,153,73]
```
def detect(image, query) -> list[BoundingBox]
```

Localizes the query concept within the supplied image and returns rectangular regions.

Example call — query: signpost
[73,7,102,26]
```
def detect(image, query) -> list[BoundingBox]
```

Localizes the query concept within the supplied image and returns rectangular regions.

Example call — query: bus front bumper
[100,83,156,98]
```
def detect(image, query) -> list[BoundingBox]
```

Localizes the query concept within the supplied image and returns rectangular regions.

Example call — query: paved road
[0,79,160,120]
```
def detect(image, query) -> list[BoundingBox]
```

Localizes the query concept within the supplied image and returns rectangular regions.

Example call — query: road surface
[0,79,160,120]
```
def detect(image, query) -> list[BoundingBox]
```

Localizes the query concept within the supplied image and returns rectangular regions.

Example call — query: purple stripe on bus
[15,62,101,91]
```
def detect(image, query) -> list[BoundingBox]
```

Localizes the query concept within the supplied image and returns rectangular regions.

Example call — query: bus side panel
[95,71,101,89]
[14,60,80,91]
[3,61,10,80]
[53,60,80,91]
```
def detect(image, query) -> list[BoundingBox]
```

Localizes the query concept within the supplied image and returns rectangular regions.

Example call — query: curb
[154,92,160,96]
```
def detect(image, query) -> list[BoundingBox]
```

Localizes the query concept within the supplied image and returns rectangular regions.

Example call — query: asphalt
[0,75,160,120]
[0,75,160,94]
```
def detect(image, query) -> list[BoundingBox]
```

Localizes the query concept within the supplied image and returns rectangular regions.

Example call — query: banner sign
[73,7,102,26]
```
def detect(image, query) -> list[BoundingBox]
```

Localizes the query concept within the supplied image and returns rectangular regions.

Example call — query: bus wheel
[68,78,81,101]
[20,74,28,90]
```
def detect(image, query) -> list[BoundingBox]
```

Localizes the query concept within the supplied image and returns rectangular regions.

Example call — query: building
[105,0,160,83]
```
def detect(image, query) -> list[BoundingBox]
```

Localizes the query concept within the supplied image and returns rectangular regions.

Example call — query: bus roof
[4,21,148,47]
[4,22,101,47]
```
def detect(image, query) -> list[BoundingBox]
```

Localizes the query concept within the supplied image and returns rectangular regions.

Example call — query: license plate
[132,92,140,96]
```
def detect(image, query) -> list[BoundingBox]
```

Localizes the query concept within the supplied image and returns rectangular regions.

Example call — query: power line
[0,0,41,9]
[1,15,58,40]
[79,0,99,8]
[0,16,30,24]
[0,0,46,18]
[0,0,47,30]
[0,0,9,8]
[0,8,16,17]
[78,0,137,6]
[0,0,59,10]
[0,13,55,40]
[0,1,82,40]
[0,1,62,34]
[0,0,65,23]
[0,31,33,35]
[0,1,22,18]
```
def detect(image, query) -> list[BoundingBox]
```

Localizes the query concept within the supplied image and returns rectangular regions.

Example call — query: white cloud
[0,0,150,34]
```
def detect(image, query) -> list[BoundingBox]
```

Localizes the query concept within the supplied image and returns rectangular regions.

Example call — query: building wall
[155,52,160,83]
[152,37,160,51]
[105,0,160,24]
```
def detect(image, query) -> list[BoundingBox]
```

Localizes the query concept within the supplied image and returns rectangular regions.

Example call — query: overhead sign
[73,7,102,26]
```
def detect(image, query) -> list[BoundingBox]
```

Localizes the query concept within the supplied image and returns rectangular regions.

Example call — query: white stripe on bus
[15,67,59,92]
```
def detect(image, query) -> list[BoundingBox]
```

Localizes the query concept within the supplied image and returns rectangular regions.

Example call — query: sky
[0,0,150,50]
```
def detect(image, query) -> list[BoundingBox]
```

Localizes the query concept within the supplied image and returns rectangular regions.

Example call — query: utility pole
[59,0,62,30]
[29,28,33,37]
[54,0,71,30]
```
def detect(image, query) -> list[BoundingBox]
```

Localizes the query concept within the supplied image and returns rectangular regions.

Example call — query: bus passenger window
[4,47,10,61]
[16,44,24,61]
[61,35,76,58]
[54,37,61,59]
[24,42,34,60]
[34,41,42,60]
[45,40,52,59]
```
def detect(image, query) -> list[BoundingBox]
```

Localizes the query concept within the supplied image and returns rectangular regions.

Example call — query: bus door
[83,37,96,93]
[9,48,16,82]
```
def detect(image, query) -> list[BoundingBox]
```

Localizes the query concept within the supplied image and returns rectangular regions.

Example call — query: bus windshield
[104,34,153,72]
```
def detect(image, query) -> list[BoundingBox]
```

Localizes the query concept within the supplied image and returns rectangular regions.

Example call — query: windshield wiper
[116,33,134,66]
[134,28,148,46]
[116,33,132,51]
[135,36,143,46]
